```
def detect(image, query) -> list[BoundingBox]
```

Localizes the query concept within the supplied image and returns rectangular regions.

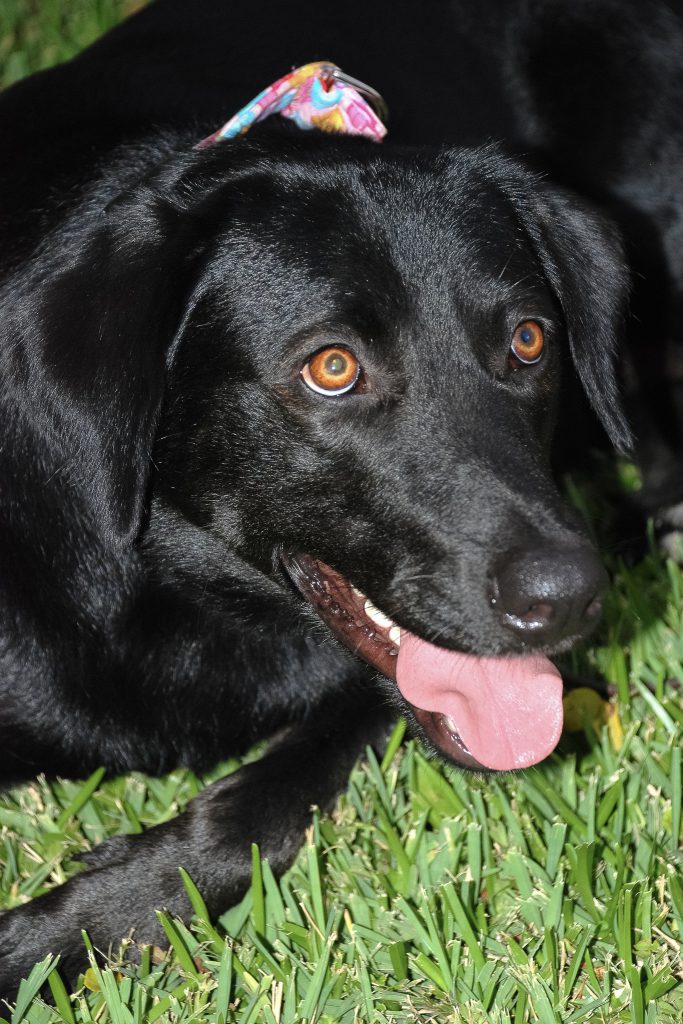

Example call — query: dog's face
[120,132,630,772]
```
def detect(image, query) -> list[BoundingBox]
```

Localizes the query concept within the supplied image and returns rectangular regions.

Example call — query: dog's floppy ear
[522,188,634,454]
[29,177,206,549]
[16,138,274,551]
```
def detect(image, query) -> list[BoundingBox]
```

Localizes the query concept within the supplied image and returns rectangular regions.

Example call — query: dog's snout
[492,546,608,644]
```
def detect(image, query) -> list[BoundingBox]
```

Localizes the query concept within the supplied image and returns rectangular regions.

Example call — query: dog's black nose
[492,546,607,644]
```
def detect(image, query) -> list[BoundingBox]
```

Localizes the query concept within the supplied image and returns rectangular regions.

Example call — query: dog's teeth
[364,599,394,629]
[444,715,458,736]
[351,586,364,599]
[389,625,401,647]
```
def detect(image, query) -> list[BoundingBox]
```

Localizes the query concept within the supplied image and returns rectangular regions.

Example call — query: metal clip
[321,63,389,125]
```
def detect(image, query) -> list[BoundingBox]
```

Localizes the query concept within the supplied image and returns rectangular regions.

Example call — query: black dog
[0,0,680,994]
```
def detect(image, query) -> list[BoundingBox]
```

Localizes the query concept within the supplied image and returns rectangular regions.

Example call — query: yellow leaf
[82,967,100,992]
[563,687,624,751]
[606,703,624,751]
[563,687,608,732]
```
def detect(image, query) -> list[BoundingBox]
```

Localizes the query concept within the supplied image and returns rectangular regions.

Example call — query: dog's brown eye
[301,346,361,395]
[510,321,545,366]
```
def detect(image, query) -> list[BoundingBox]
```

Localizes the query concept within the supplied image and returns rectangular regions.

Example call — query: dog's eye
[301,346,361,395]
[510,321,545,366]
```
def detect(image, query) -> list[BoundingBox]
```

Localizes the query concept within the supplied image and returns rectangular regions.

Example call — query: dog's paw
[0,709,389,1004]
[0,889,95,1003]
[0,832,191,1002]
[0,775,264,1003]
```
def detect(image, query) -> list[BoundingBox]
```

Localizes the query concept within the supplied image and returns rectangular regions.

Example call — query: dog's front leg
[0,691,393,1002]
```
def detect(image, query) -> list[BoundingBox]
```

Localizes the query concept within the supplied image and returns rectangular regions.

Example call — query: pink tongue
[396,633,563,771]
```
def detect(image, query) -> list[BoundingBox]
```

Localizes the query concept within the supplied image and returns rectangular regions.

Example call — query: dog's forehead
[225,146,531,253]
[211,147,549,344]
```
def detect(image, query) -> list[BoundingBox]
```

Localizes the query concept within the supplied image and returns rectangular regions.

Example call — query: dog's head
[47,130,632,771]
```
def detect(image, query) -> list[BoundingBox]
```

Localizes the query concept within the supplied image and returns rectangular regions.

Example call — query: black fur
[1,0,681,995]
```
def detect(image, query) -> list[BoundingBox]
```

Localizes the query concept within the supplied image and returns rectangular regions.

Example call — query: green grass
[0,1,138,89]
[1,6,682,1021]
[1,581,682,1024]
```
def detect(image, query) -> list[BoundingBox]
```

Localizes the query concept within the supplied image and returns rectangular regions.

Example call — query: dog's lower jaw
[281,551,565,772]
[282,549,485,768]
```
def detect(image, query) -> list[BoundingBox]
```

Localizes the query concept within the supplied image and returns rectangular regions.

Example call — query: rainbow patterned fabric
[200,61,387,146]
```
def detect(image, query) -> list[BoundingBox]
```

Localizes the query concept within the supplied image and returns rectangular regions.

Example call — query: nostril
[519,600,554,625]
[585,595,603,619]
[503,600,555,631]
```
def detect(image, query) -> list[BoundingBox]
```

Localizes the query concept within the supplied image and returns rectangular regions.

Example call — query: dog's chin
[281,552,566,773]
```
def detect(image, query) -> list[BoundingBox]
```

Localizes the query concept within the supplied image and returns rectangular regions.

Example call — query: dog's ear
[31,178,207,549]
[18,138,277,551]
[523,188,634,454]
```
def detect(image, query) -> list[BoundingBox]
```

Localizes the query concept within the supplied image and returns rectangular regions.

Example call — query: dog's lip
[281,550,486,770]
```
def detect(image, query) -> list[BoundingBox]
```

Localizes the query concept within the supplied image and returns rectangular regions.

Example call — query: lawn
[1,4,682,1022]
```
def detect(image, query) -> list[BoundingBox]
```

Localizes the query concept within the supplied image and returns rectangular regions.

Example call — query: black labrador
[1,0,681,994]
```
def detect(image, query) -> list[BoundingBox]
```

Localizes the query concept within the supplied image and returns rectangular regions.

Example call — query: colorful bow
[199,61,387,146]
